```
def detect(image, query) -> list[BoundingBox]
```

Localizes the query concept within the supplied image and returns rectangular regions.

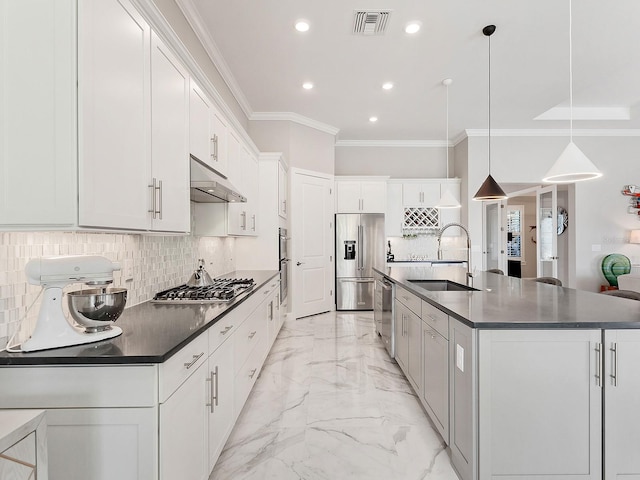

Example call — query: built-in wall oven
[279,228,288,304]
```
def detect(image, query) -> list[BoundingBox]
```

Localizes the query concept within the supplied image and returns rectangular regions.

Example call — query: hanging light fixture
[437,78,461,209]
[542,0,602,183]
[473,25,508,201]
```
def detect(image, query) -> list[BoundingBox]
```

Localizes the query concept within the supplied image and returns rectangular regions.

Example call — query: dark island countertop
[376,265,640,329]
[0,270,279,366]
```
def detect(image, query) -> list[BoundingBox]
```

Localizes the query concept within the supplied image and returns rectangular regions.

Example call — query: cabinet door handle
[184,352,204,369]
[248,331,257,339]
[610,342,618,387]
[241,211,247,230]
[148,178,160,219]
[269,301,274,320]
[249,368,257,379]
[206,366,218,413]
[220,325,233,335]
[595,343,602,387]
[283,199,287,213]
[211,134,218,161]
[158,179,163,220]
[252,214,256,231]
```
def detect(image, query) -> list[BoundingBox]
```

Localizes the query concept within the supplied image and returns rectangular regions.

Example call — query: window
[507,206,524,260]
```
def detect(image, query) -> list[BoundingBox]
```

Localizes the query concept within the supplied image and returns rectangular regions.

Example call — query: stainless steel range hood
[190,155,246,203]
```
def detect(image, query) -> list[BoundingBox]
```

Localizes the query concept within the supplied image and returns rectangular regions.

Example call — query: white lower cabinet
[47,407,158,480]
[160,362,208,480]
[604,329,640,479]
[394,300,409,373]
[207,335,235,471]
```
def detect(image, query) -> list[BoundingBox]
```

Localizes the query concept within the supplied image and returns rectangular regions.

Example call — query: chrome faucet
[437,222,472,283]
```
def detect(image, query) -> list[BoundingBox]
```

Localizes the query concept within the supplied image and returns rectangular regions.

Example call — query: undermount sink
[408,279,479,292]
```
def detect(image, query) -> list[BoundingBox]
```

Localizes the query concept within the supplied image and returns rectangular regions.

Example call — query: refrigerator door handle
[340,278,373,283]
[358,225,363,271]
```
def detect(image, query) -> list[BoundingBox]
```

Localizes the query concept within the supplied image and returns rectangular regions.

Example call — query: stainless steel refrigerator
[335,213,385,310]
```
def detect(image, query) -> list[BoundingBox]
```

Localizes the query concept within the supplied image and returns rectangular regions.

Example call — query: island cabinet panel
[604,329,640,479]
[477,329,602,480]
[394,300,409,373]
[421,324,449,444]
[449,319,477,480]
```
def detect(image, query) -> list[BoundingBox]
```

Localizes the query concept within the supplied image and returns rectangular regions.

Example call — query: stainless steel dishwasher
[375,276,395,357]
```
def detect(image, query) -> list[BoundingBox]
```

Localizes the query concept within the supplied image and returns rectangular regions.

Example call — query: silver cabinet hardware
[283,199,287,213]
[184,352,204,369]
[220,325,233,335]
[268,301,273,320]
[211,134,218,162]
[595,343,602,387]
[148,178,161,219]
[241,211,247,230]
[249,368,257,379]
[252,214,256,231]
[205,367,219,413]
[248,331,257,339]
[610,342,618,387]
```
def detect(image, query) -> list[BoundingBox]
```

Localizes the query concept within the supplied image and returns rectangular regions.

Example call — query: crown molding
[251,112,340,136]
[335,139,450,148]
[174,0,254,119]
[464,128,640,137]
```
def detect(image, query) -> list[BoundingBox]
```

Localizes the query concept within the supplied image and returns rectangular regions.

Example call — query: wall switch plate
[456,344,464,372]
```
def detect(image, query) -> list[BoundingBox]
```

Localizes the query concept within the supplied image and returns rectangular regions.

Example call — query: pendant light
[473,25,508,201]
[437,78,461,209]
[542,0,602,183]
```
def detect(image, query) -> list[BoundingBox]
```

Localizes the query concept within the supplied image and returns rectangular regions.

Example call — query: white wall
[335,146,449,177]
[249,120,335,175]
[463,134,640,291]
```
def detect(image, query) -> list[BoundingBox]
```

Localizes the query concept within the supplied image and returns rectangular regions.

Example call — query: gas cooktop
[152,278,255,304]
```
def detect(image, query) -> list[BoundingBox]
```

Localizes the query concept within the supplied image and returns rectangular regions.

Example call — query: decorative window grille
[507,206,523,259]
[402,207,440,234]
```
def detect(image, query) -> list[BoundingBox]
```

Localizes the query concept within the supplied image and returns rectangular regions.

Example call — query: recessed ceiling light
[405,22,421,34]
[302,82,314,90]
[369,116,378,123]
[295,20,310,32]
[382,82,394,90]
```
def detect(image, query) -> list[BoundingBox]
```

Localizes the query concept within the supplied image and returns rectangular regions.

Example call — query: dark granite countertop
[0,270,279,366]
[376,265,640,329]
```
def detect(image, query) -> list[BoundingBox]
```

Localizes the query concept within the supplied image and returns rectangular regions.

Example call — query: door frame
[482,200,508,272]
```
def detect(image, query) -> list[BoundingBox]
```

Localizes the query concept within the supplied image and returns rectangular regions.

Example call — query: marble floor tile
[210,311,460,480]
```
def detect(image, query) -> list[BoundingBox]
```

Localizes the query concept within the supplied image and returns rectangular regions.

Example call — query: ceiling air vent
[353,10,391,35]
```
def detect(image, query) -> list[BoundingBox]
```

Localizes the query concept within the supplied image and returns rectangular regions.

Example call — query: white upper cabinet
[335,178,387,213]
[150,31,190,233]
[211,109,229,177]
[228,147,258,236]
[188,79,212,166]
[78,0,151,230]
[386,182,403,237]
[79,0,190,232]
[226,130,242,193]
[403,181,441,207]
[0,0,77,227]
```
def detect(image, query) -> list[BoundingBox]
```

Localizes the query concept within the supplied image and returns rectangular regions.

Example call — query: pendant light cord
[488,32,492,174]
[446,82,449,179]
[569,0,573,143]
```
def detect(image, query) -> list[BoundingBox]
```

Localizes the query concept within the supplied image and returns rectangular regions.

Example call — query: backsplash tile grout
[0,232,235,348]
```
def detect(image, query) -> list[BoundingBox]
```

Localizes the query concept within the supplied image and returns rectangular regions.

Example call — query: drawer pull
[220,325,233,335]
[248,331,257,339]
[249,368,257,379]
[184,352,204,369]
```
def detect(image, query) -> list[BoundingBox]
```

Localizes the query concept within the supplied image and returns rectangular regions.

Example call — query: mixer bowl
[67,287,128,333]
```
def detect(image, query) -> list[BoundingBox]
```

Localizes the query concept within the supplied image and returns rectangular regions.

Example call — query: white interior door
[482,200,507,272]
[536,185,558,278]
[291,169,334,318]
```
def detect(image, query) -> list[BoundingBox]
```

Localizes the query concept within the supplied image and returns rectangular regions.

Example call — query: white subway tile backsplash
[0,231,236,349]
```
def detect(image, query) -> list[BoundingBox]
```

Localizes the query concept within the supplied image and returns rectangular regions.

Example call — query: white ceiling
[179,0,640,142]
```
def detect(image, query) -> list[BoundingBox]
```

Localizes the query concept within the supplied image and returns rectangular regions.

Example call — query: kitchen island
[376,265,640,480]
[0,270,281,480]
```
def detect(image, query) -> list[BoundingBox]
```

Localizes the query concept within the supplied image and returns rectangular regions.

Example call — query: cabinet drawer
[234,339,265,415]
[421,300,449,339]
[234,308,267,374]
[209,313,237,353]
[396,285,421,316]
[159,333,208,403]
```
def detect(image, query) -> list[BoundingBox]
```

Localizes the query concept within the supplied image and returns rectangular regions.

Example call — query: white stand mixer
[21,256,124,352]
